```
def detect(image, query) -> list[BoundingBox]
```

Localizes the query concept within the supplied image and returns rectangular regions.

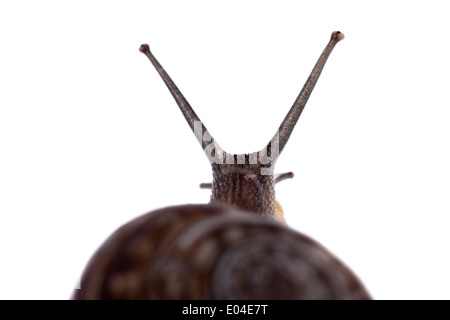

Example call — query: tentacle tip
[288,172,294,178]
[331,31,345,42]
[199,183,212,189]
[139,44,150,54]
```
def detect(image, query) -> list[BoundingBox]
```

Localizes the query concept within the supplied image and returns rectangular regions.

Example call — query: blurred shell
[73,204,370,300]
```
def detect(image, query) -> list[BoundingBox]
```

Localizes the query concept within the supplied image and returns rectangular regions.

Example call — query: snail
[72,31,371,300]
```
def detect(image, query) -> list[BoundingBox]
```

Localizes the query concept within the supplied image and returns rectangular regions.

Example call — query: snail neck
[210,161,276,221]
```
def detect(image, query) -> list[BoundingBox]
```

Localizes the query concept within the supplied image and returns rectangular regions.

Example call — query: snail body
[73,31,371,300]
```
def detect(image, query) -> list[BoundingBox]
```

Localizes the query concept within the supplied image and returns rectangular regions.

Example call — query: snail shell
[73,204,370,300]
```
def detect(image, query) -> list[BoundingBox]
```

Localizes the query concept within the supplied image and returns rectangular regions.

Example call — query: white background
[1,1,449,300]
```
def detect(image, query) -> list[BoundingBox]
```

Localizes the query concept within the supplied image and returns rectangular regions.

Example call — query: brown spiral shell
[73,204,370,300]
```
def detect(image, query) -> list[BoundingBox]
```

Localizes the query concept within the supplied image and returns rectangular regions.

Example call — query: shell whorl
[73,204,370,300]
